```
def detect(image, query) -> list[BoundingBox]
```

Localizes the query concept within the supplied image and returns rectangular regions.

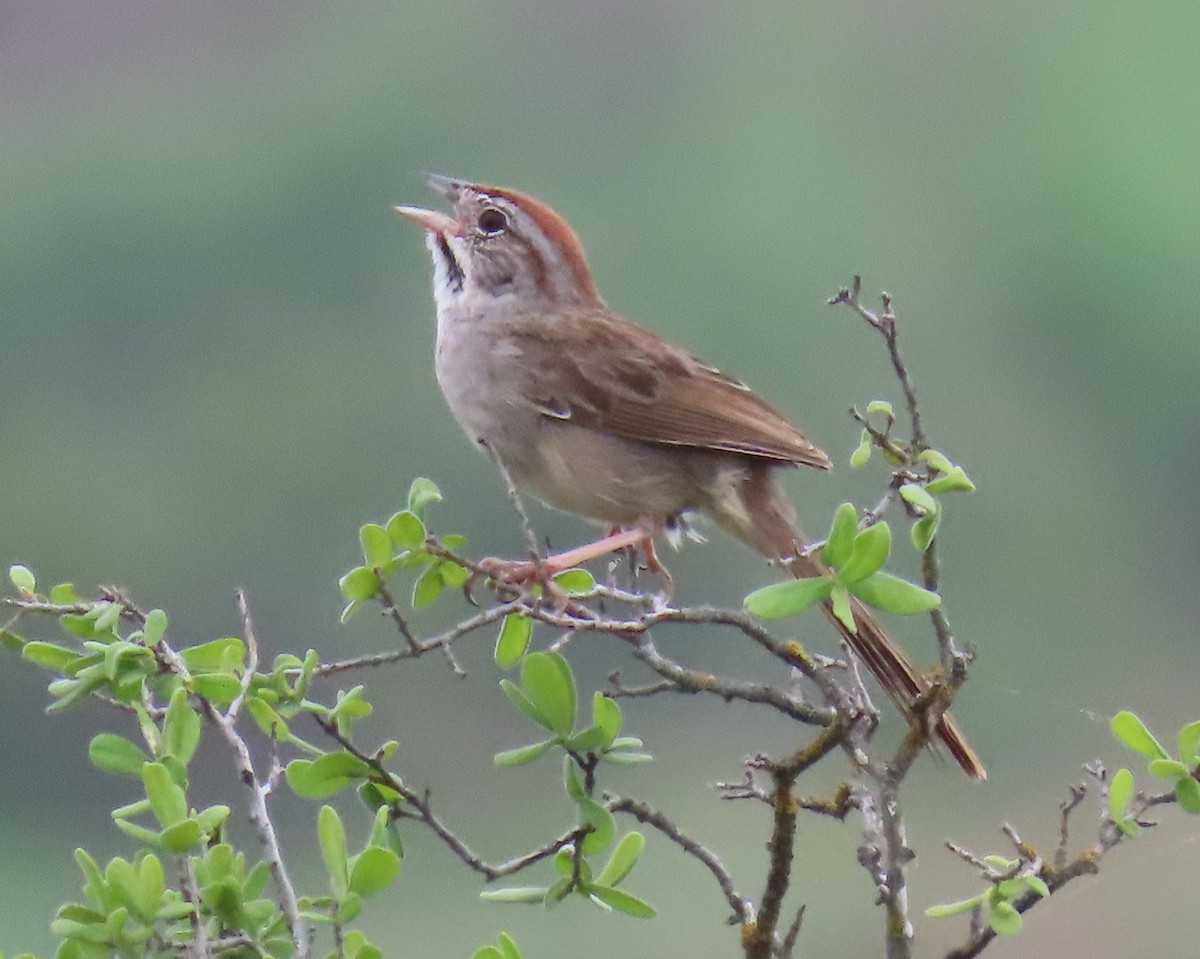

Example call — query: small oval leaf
[851,572,940,615]
[495,614,533,669]
[744,576,834,619]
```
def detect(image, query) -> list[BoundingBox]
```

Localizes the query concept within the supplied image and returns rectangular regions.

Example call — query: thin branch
[314,601,522,675]
[209,688,309,956]
[779,904,806,959]
[607,794,750,924]
[745,722,847,959]
[1056,783,1087,870]
[375,583,422,653]
[181,858,209,959]
[145,600,309,959]
[227,590,259,725]
[943,776,1181,959]
[311,714,580,882]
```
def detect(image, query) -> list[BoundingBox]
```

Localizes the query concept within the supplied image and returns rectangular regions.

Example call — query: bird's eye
[477,207,509,235]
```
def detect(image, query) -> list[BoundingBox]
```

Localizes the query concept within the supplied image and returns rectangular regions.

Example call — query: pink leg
[480,527,652,585]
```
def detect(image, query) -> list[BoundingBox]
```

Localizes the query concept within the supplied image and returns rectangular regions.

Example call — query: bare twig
[181,858,209,959]
[227,590,260,724]
[1056,783,1087,870]
[375,583,422,653]
[779,904,806,959]
[745,721,847,959]
[315,600,523,675]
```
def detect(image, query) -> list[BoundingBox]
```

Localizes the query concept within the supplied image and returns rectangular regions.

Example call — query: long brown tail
[711,466,985,778]
[787,551,986,780]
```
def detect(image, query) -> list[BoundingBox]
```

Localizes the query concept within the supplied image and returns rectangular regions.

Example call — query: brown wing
[512,310,831,470]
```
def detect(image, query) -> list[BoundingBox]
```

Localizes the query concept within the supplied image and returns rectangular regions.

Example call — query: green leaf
[1108,767,1134,821]
[1178,721,1200,765]
[987,898,1022,936]
[836,522,891,584]
[479,887,549,903]
[587,885,656,918]
[190,673,242,707]
[337,891,363,924]
[472,948,504,959]
[563,756,586,800]
[592,693,621,747]
[499,679,550,729]
[286,753,371,798]
[1176,776,1200,815]
[1111,711,1169,760]
[246,696,291,741]
[163,688,201,764]
[600,751,653,764]
[920,448,954,473]
[194,803,231,836]
[866,399,894,418]
[90,602,121,636]
[494,739,556,768]
[367,806,404,859]
[359,524,393,569]
[142,609,168,646]
[995,877,1026,900]
[22,641,81,672]
[1148,758,1189,779]
[594,831,644,888]
[926,466,976,494]
[829,584,855,632]
[8,564,36,595]
[744,576,834,619]
[319,806,349,899]
[495,614,532,669]
[578,796,615,854]
[142,762,188,828]
[822,503,859,568]
[348,847,401,897]
[411,565,444,609]
[849,432,872,469]
[135,855,164,918]
[924,895,986,918]
[343,930,383,959]
[50,582,81,604]
[552,568,596,595]
[113,818,165,849]
[407,477,443,518]
[520,652,577,737]
[898,483,938,514]
[439,560,469,588]
[161,819,204,853]
[1024,876,1049,898]
[567,723,609,753]
[543,876,572,906]
[851,572,940,615]
[180,637,246,674]
[386,510,426,549]
[497,932,523,959]
[339,566,381,603]
[911,512,942,553]
[88,734,149,777]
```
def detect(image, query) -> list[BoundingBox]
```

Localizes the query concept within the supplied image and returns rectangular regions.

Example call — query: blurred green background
[3,0,1198,955]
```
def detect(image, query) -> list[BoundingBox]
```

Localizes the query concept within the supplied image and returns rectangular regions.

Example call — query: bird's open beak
[423,172,465,201]
[395,173,471,234]
[393,205,461,236]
